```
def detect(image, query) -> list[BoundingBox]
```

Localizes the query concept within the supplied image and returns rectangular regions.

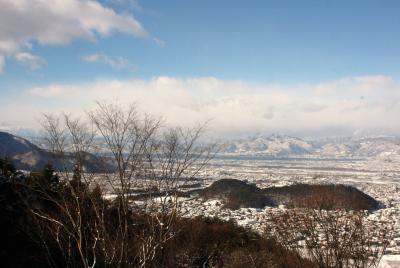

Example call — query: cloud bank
[0,0,147,72]
[9,75,399,137]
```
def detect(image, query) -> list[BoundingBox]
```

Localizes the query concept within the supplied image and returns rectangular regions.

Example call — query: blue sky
[3,0,400,84]
[1,0,400,137]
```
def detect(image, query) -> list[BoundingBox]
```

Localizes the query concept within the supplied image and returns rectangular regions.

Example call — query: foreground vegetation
[0,158,391,268]
[0,161,315,268]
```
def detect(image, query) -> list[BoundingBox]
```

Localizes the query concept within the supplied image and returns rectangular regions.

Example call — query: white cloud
[153,37,165,48]
[0,55,4,73]
[15,52,46,70]
[28,85,81,98]
[0,0,147,72]
[21,75,400,137]
[314,75,395,99]
[82,53,130,69]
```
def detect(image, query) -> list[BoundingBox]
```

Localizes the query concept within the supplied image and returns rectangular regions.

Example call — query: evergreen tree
[42,163,59,187]
[0,158,16,178]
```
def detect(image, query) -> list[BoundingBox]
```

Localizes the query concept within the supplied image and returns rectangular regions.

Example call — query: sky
[1,0,400,138]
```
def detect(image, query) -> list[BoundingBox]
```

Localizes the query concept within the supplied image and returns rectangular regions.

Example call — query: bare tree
[26,113,106,267]
[87,101,215,267]
[265,208,392,268]
[23,101,215,268]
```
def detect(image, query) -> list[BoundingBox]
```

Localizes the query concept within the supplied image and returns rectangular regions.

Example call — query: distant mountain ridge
[0,131,50,170]
[219,134,400,158]
[3,131,400,171]
[0,131,111,172]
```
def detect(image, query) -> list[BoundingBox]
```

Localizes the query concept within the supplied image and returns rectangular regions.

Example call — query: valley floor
[182,156,400,263]
[100,155,400,266]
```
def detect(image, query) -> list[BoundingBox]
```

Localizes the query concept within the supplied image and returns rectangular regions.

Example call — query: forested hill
[199,179,381,211]
[0,131,111,172]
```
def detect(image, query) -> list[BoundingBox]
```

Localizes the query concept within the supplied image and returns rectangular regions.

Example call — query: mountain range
[2,131,400,172]
[219,134,400,158]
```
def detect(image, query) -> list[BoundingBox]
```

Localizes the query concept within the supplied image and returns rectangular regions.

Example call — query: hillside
[264,184,381,211]
[0,131,111,172]
[0,132,52,170]
[199,179,276,209]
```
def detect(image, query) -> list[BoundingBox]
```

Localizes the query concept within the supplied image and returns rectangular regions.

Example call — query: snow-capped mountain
[221,134,314,156]
[219,134,400,158]
[314,136,400,158]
